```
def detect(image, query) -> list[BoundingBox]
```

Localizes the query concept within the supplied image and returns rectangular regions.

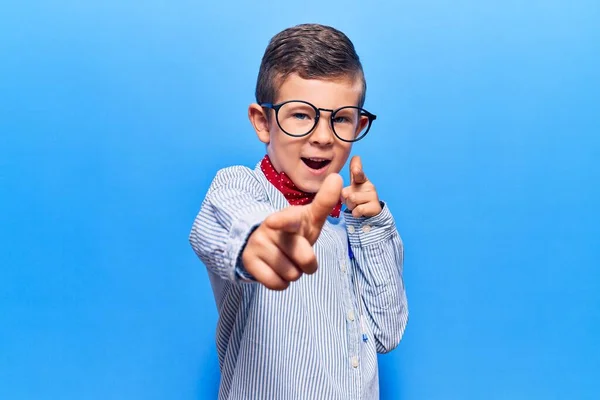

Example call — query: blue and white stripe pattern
[189,160,408,400]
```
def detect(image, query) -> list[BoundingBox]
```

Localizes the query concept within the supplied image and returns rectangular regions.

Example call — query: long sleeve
[188,166,276,282]
[344,202,408,353]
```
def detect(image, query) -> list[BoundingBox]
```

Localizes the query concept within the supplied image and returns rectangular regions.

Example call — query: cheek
[328,147,351,172]
[269,129,289,150]
[270,133,304,162]
[336,143,353,162]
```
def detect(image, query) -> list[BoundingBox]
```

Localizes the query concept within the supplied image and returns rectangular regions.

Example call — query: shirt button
[341,263,347,273]
[361,224,372,233]
[347,310,355,322]
[351,356,359,368]
[347,225,355,234]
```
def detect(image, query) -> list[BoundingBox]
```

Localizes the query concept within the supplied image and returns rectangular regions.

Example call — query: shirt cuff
[344,201,397,247]
[226,209,272,283]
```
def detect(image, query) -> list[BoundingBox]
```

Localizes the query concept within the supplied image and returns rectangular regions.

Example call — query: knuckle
[248,227,262,241]
[301,254,318,274]
[263,215,276,230]
[265,279,288,291]
[273,253,302,282]
[253,231,270,247]
[285,267,302,282]
[296,254,311,269]
[241,250,252,267]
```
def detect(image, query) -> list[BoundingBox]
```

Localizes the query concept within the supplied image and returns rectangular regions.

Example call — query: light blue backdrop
[1,1,598,399]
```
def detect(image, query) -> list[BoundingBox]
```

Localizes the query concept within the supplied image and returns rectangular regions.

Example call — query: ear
[248,103,271,144]
[354,114,370,138]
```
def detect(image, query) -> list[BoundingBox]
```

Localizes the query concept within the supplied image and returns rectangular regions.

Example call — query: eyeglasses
[260,100,377,143]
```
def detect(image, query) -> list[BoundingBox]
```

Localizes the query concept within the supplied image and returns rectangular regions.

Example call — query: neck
[260,155,341,218]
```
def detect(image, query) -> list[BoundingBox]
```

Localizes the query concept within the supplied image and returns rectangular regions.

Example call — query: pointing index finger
[350,155,367,185]
[265,206,302,233]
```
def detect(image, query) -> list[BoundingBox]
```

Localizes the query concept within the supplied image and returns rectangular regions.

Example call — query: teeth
[306,158,329,161]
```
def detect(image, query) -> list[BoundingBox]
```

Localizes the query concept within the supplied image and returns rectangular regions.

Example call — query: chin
[297,178,325,194]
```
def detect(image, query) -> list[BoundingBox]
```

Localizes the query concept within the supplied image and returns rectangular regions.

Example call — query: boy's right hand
[241,173,343,291]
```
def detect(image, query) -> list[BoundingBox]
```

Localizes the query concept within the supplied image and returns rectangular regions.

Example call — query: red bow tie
[260,155,342,218]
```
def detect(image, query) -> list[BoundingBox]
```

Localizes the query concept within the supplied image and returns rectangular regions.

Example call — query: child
[189,23,408,400]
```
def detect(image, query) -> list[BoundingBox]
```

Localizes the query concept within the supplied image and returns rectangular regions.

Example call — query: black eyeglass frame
[260,100,377,143]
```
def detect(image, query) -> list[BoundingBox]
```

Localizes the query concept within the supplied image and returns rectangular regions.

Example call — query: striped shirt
[189,160,408,400]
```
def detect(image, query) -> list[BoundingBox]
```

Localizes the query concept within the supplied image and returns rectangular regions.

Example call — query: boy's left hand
[341,155,382,218]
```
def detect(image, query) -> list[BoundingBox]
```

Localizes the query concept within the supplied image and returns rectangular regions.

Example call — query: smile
[301,157,331,170]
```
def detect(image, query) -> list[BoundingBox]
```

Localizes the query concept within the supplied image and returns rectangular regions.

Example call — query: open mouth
[301,157,331,170]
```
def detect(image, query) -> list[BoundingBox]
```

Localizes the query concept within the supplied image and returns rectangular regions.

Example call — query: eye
[333,115,350,124]
[293,113,311,120]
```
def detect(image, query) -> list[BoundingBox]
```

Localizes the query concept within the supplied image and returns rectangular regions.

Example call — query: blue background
[1,1,599,399]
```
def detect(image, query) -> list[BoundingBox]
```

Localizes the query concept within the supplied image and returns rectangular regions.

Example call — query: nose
[309,115,335,146]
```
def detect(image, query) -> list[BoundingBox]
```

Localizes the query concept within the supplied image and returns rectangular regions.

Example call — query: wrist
[344,201,397,246]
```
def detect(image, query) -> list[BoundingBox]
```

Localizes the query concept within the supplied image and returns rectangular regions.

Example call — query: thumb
[308,173,343,230]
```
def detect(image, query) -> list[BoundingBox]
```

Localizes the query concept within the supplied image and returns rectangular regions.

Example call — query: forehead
[275,73,363,107]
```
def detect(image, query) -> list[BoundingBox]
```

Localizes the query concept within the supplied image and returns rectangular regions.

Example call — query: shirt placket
[338,232,362,398]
